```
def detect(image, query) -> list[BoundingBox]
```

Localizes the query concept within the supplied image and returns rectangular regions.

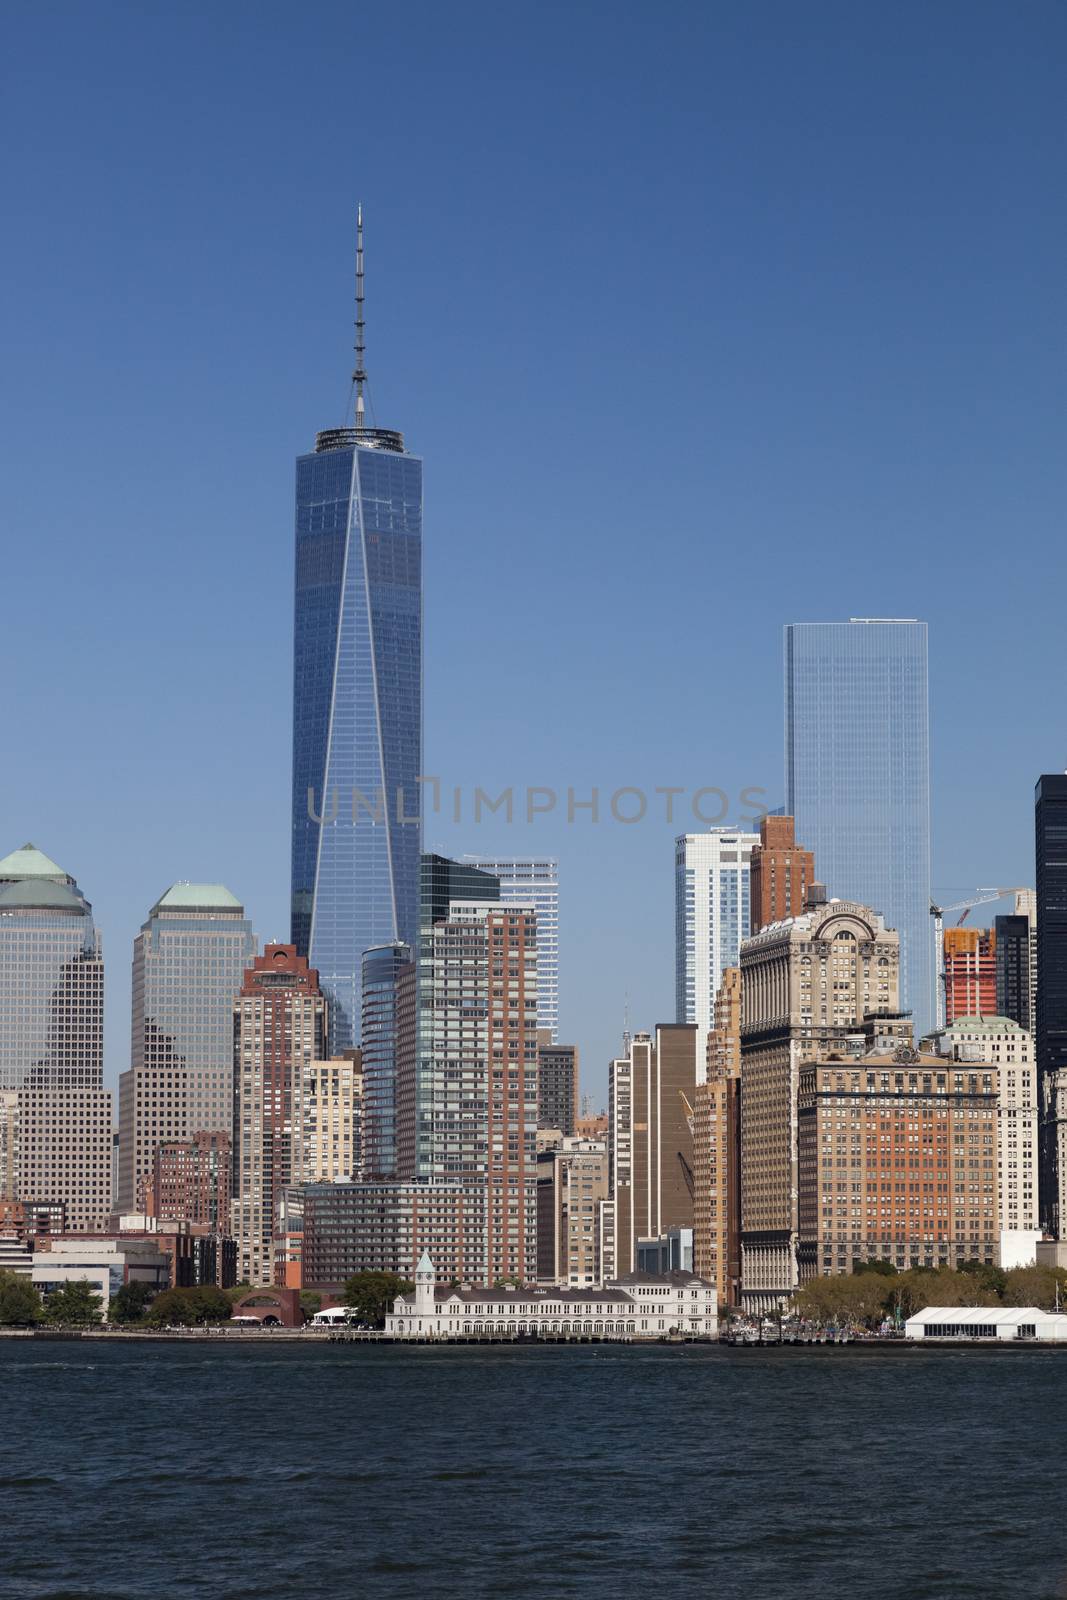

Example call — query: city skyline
[3,4,1063,1099]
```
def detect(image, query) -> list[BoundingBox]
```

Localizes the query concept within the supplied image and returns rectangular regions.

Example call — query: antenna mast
[353,204,367,431]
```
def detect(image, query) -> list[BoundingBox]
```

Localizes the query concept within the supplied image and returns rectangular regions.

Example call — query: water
[1,1339,1065,1600]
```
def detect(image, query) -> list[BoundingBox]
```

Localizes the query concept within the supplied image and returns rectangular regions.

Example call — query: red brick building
[943,927,997,1024]
[749,815,816,934]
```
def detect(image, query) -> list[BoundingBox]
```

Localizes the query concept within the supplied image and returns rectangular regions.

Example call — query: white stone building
[386,1254,717,1340]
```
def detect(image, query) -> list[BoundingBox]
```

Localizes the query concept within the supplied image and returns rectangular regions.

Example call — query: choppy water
[1,1339,1066,1599]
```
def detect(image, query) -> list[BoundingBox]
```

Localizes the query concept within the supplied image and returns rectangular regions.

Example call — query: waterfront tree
[44,1281,103,1326]
[0,1270,42,1326]
[341,1271,413,1328]
[108,1281,158,1323]
[147,1286,232,1326]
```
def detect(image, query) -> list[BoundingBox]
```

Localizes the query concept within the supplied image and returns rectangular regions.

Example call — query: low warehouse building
[906,1306,1067,1342]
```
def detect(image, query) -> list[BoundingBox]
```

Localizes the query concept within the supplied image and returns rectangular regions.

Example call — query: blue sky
[1,0,1063,1099]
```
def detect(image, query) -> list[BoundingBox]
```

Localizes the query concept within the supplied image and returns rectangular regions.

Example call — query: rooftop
[0,879,86,913]
[153,883,244,913]
[0,843,70,884]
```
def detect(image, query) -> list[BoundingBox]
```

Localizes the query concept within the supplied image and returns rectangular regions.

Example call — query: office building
[116,882,255,1215]
[232,945,327,1285]
[693,968,742,1308]
[675,829,758,1041]
[739,898,902,1308]
[466,858,558,1039]
[607,1025,699,1277]
[290,212,423,1049]
[996,896,1037,1033]
[0,845,112,1231]
[785,619,933,1037]
[302,1054,363,1182]
[749,815,816,935]
[1036,776,1067,1237]
[942,927,997,1024]
[421,854,499,926]
[535,1136,608,1286]
[299,1178,484,1294]
[797,1050,1000,1281]
[0,1091,17,1202]
[537,1033,577,1136]
[361,945,408,1178]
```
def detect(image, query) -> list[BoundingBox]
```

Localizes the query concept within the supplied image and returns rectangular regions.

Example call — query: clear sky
[1,0,1063,1101]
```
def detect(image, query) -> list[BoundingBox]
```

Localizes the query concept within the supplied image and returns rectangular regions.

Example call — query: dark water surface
[1,1339,1065,1600]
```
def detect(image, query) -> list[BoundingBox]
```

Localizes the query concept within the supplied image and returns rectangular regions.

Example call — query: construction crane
[929,888,1028,1032]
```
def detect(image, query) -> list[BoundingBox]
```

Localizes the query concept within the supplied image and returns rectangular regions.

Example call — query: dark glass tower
[291,214,422,1049]
[1036,775,1067,1234]
[995,913,1033,1032]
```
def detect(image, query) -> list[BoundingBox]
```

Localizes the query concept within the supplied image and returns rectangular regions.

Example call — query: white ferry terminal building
[386,1255,717,1341]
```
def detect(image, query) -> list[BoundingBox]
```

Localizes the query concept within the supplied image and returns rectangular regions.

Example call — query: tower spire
[353,204,367,431]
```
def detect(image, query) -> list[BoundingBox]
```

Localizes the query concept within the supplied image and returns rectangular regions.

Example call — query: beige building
[536,1135,608,1287]
[693,969,742,1307]
[0,1091,18,1201]
[607,1025,698,1277]
[302,1053,363,1183]
[739,899,902,1308]
[797,1049,1000,1281]
[939,1015,1038,1256]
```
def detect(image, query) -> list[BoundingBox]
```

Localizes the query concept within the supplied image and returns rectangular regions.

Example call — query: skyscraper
[606,1025,699,1277]
[785,619,933,1037]
[748,814,816,935]
[117,883,256,1215]
[996,909,1035,1033]
[675,829,758,1042]
[361,943,409,1178]
[291,211,422,1049]
[1035,775,1067,1237]
[465,858,559,1039]
[0,844,112,1231]
[232,945,327,1285]
[942,926,997,1024]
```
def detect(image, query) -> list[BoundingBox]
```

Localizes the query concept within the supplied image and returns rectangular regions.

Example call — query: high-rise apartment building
[291,214,422,1049]
[0,845,112,1231]
[536,1033,577,1136]
[466,858,558,1040]
[360,944,409,1178]
[116,882,255,1215]
[693,969,742,1308]
[1036,776,1067,1237]
[302,1054,363,1183]
[232,945,327,1285]
[145,1131,232,1234]
[607,1026,699,1277]
[403,901,539,1284]
[535,1136,608,1287]
[995,897,1037,1033]
[943,926,997,1024]
[785,619,933,1037]
[299,1177,484,1293]
[749,816,816,935]
[675,829,758,1041]
[797,1051,1000,1280]
[739,898,902,1307]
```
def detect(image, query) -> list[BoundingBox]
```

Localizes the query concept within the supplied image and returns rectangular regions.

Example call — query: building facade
[939,1015,1038,1251]
[675,830,758,1040]
[290,228,422,1051]
[302,1054,363,1183]
[797,1050,1000,1281]
[1036,777,1067,1238]
[535,1136,608,1287]
[785,619,933,1038]
[739,899,902,1308]
[232,946,327,1285]
[608,1026,699,1278]
[693,968,742,1308]
[749,815,816,935]
[116,882,255,1215]
[360,944,408,1178]
[942,927,997,1024]
[995,902,1036,1034]
[145,1131,232,1234]
[0,845,112,1232]
[298,1178,484,1293]
[537,1034,578,1136]
[465,858,559,1040]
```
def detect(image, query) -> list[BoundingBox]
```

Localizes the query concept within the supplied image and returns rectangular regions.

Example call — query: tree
[300,1290,322,1317]
[959,1261,1008,1297]
[147,1286,232,1326]
[109,1281,157,1324]
[44,1280,103,1326]
[0,1269,42,1326]
[1003,1265,1067,1312]
[851,1258,897,1277]
[791,1273,891,1328]
[341,1271,414,1328]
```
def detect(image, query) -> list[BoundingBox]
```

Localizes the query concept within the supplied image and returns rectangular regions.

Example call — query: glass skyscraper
[675,829,757,1045]
[785,620,933,1037]
[465,857,559,1039]
[290,267,422,1049]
